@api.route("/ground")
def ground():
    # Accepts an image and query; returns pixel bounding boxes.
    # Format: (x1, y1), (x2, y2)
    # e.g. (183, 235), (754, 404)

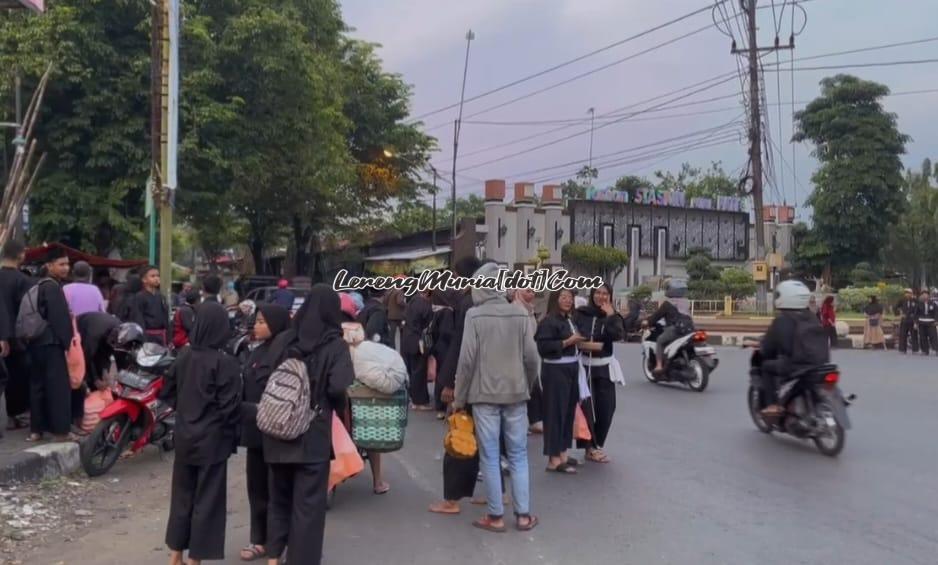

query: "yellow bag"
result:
(444, 411), (477, 459)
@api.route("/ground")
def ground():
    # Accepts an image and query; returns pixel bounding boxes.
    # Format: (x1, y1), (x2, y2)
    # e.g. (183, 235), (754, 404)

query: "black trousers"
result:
(443, 453), (479, 501)
(898, 318), (919, 353)
(246, 448), (269, 546)
(582, 374), (616, 449)
(540, 362), (578, 457)
(826, 326), (838, 348)
(4, 350), (31, 418)
(527, 382), (543, 425)
(267, 461), (329, 565)
(404, 352), (430, 406)
(919, 323), (938, 355)
(166, 458), (228, 561)
(28, 345), (71, 435)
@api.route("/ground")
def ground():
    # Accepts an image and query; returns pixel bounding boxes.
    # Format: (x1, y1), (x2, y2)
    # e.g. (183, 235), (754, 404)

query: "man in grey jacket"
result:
(453, 262), (540, 532)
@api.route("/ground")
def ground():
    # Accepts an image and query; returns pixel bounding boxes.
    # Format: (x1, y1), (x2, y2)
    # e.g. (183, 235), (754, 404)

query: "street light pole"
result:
(587, 107), (595, 171)
(431, 167), (438, 251)
(451, 29), (474, 259)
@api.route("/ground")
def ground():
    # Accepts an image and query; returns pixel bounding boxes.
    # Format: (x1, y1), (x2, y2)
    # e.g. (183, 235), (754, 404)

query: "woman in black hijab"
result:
(238, 303), (290, 562)
(161, 302), (241, 565)
(263, 284), (354, 565)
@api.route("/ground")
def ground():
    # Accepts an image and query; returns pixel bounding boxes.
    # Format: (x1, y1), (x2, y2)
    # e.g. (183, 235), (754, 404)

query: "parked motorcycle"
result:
(641, 324), (718, 391)
(226, 299), (257, 361)
(80, 342), (176, 477)
(746, 348), (853, 457)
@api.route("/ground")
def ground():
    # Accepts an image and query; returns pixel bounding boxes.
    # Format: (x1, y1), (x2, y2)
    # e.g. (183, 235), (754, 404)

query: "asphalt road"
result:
(19, 346), (938, 565)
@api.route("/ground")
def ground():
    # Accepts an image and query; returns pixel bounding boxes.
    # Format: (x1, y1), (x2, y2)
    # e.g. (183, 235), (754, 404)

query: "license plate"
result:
(695, 346), (715, 355)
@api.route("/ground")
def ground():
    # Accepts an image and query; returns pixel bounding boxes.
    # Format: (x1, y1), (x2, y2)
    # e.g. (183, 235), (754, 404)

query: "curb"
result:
(0, 441), (80, 484)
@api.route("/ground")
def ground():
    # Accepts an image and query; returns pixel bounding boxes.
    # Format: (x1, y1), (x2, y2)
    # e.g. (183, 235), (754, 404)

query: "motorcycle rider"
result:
(894, 288), (919, 354)
(758, 280), (829, 418)
(642, 279), (691, 375)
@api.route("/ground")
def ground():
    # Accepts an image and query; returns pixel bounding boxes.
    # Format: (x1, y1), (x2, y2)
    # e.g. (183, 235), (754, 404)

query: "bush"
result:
(689, 279), (725, 300)
(562, 244), (629, 279)
(686, 253), (718, 282)
(849, 262), (879, 286)
(836, 284), (904, 312)
(630, 284), (652, 301)
(720, 268), (756, 299)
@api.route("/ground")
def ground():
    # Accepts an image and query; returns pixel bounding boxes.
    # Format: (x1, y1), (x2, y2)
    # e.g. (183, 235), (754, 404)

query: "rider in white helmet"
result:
(759, 280), (829, 417)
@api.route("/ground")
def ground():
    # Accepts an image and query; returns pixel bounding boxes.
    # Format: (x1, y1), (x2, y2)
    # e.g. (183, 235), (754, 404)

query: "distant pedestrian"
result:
(820, 296), (837, 349)
(223, 280), (240, 307)
(895, 289), (919, 354)
(808, 295), (820, 321)
(385, 279), (407, 351)
(402, 289), (433, 410)
(428, 289), (456, 418)
(453, 262), (540, 533)
(133, 266), (169, 346)
(174, 281), (193, 308)
(162, 302), (241, 565)
(916, 290), (938, 355)
(64, 261), (105, 316)
(201, 275), (222, 304)
(270, 279), (295, 310)
(862, 296), (886, 350)
(357, 289), (393, 348)
(172, 290), (200, 349)
(0, 239), (34, 428)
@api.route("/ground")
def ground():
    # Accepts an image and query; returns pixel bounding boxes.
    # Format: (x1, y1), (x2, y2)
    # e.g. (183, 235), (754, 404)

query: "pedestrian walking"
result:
(452, 262), (540, 533)
(172, 290), (200, 349)
(223, 281), (240, 307)
(916, 290), (938, 355)
(820, 296), (837, 349)
(270, 279), (294, 311)
(174, 281), (193, 309)
(63, 261), (105, 316)
(134, 266), (170, 346)
(108, 275), (141, 322)
(385, 281), (407, 351)
(862, 296), (886, 350)
(161, 302), (241, 565)
(429, 257), (483, 516)
(574, 283), (625, 463)
(428, 289), (456, 418)
(536, 289), (585, 474)
(238, 303), (290, 562)
(808, 295), (820, 320)
(357, 289), (394, 348)
(0, 240), (33, 430)
(508, 288), (542, 434)
(401, 289), (433, 410)
(895, 289), (919, 354)
(26, 247), (78, 443)
(262, 285), (354, 565)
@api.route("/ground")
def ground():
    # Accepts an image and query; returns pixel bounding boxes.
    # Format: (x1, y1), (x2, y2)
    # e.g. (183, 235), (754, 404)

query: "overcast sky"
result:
(342, 0), (936, 214)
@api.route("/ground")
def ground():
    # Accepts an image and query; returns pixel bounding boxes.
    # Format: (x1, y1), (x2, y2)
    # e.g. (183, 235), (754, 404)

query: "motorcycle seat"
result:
(790, 364), (838, 379)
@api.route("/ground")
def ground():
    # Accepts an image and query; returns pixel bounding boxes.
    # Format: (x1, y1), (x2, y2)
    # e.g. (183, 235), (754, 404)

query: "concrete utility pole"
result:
(732, 0), (792, 313)
(451, 29), (474, 261)
(148, 1), (162, 265)
(158, 0), (180, 308)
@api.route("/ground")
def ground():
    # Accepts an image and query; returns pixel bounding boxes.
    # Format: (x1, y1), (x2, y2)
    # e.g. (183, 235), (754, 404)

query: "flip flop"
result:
(546, 462), (577, 474)
(472, 515), (507, 533)
(566, 457), (580, 467)
(240, 545), (266, 561)
(428, 501), (461, 514)
(373, 482), (390, 495)
(586, 450), (610, 464)
(515, 514), (540, 532)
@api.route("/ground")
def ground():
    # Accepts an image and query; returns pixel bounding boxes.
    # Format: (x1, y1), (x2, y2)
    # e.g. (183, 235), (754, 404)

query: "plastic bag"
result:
(67, 317), (85, 390)
(349, 341), (408, 394)
(329, 412), (364, 491)
(80, 389), (115, 433)
(574, 404), (592, 442)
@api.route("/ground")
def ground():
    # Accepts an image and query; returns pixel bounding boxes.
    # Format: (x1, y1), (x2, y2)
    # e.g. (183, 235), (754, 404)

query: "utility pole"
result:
(732, 0), (792, 313)
(158, 0), (180, 308)
(451, 29), (474, 261)
(148, 1), (162, 266)
(431, 167), (438, 251)
(587, 107), (595, 171)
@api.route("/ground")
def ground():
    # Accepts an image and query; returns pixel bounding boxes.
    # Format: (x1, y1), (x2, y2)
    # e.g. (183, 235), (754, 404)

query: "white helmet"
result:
(774, 280), (811, 310)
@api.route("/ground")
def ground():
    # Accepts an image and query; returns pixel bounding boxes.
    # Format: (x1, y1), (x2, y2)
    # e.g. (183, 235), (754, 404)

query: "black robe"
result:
(401, 293), (432, 356)
(134, 290), (169, 332)
(162, 302), (241, 561)
(535, 313), (580, 457)
(357, 298), (393, 348)
(28, 277), (75, 435)
(0, 266), (30, 416)
(77, 312), (120, 388)
(573, 305), (625, 449)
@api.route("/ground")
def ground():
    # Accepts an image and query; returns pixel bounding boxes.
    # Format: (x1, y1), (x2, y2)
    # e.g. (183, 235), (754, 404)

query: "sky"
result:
(341, 0), (937, 216)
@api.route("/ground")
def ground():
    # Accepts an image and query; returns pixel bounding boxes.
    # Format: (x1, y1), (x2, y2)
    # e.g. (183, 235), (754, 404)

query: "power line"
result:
(774, 58), (938, 72)
(410, 1), (727, 122)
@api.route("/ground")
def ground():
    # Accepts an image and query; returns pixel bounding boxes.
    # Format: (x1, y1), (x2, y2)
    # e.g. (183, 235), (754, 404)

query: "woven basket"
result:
(348, 386), (409, 453)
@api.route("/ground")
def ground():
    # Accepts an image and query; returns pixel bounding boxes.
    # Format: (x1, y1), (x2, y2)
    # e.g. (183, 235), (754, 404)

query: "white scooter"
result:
(641, 321), (718, 392)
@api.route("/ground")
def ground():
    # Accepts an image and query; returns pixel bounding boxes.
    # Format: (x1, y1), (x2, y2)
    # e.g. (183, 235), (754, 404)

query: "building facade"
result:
(483, 180), (570, 271)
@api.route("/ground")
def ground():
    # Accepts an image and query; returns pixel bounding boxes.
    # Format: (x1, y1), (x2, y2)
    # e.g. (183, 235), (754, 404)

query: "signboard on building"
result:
(586, 186), (746, 213)
(752, 261), (768, 281)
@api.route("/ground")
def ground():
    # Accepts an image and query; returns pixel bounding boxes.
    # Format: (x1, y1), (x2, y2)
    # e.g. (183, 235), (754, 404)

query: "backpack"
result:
(172, 306), (192, 349)
(256, 357), (317, 441)
(15, 278), (55, 341)
(419, 308), (446, 355)
(790, 314), (830, 367)
(673, 312), (695, 336)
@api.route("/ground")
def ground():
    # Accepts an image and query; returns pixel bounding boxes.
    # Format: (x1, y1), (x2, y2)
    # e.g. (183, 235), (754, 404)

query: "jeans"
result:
(656, 326), (679, 362)
(473, 402), (530, 518)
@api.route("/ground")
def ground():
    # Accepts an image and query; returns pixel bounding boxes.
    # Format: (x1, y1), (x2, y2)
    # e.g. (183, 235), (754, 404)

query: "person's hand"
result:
(441, 387), (455, 404)
(563, 333), (586, 348)
(641, 320), (649, 329)
(94, 379), (108, 391)
(600, 302), (614, 317)
(0, 340), (9, 358)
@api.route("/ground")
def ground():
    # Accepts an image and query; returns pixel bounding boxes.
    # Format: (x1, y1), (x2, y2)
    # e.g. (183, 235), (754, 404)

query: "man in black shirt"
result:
(0, 240), (33, 430)
(201, 274), (222, 304)
(894, 288), (919, 354)
(133, 265), (170, 345)
(916, 290), (938, 355)
(27, 247), (76, 441)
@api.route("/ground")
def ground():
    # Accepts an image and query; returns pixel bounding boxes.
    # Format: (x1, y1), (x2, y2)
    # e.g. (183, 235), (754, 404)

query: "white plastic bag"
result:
(350, 341), (408, 394)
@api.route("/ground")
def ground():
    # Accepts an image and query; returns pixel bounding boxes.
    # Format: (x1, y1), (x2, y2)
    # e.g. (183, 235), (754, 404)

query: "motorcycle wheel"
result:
(748, 386), (772, 434)
(80, 414), (133, 477)
(686, 359), (709, 392)
(642, 350), (658, 383)
(813, 403), (846, 457)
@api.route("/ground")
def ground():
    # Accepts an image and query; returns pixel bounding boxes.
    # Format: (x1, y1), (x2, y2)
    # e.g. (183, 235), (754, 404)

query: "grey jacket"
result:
(454, 265), (540, 407)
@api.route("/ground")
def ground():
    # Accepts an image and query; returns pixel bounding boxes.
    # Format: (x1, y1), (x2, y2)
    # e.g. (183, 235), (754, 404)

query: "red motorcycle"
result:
(80, 342), (176, 477)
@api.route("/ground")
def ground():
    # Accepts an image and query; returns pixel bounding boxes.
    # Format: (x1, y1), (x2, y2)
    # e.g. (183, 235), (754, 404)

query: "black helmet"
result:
(664, 278), (688, 299)
(107, 322), (144, 352)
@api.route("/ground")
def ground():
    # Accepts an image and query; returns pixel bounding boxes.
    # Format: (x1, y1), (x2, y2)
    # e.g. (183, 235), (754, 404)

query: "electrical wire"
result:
(410, 1), (729, 122)
(775, 58), (938, 72)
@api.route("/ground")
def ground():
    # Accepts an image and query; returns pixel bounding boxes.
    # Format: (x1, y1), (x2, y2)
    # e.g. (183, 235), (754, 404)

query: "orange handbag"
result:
(66, 317), (85, 390)
(329, 412), (365, 491)
(444, 410), (477, 459)
(574, 404), (592, 442)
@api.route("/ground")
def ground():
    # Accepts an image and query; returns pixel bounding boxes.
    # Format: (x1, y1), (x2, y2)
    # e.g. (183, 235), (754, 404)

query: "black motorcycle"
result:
(747, 348), (853, 457)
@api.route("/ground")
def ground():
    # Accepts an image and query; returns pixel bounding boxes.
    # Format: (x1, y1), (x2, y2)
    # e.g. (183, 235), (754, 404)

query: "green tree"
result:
(613, 175), (652, 193)
(1, 1), (152, 254)
(883, 160), (938, 287)
(720, 267), (756, 299)
(848, 262), (879, 286)
(794, 75), (909, 277)
(684, 161), (739, 199)
(788, 222), (830, 283)
(686, 249), (723, 299)
(560, 164), (597, 203)
(382, 194), (484, 238)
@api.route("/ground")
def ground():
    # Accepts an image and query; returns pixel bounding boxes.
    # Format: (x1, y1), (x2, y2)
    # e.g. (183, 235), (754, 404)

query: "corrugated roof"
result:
(364, 247), (451, 262)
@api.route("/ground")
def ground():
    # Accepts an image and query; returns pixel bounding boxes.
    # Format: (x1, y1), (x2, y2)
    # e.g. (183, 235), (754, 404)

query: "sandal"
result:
(586, 449), (610, 463)
(472, 514), (506, 533)
(25, 433), (43, 442)
(566, 457), (580, 467)
(515, 513), (539, 532)
(545, 462), (577, 474)
(240, 544), (266, 561)
(428, 501), (461, 515)
(373, 482), (390, 495)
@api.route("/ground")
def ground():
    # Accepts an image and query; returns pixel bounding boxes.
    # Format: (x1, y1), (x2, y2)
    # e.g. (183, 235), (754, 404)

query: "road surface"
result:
(14, 346), (938, 565)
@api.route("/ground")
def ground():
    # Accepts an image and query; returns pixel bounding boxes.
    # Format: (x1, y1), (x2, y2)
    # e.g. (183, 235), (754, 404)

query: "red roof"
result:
(25, 243), (148, 269)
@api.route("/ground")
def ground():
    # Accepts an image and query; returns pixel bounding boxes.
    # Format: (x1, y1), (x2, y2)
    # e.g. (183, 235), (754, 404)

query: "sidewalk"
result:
(0, 422), (81, 484)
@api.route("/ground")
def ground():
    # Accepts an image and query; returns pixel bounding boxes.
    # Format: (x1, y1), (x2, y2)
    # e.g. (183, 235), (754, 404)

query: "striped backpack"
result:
(256, 358), (317, 441)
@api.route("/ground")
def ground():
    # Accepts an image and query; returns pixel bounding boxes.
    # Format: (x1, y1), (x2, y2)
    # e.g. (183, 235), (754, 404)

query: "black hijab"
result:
(190, 302), (231, 350)
(578, 283), (614, 317)
(295, 284), (344, 354)
(257, 303), (290, 340)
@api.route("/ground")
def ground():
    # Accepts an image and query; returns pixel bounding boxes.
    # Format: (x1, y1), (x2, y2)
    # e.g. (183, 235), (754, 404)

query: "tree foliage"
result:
(381, 194), (484, 238)
(883, 160), (938, 288)
(794, 75), (909, 276)
(650, 161), (738, 199)
(561, 243), (628, 281)
(720, 267), (756, 299)
(788, 222), (830, 281)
